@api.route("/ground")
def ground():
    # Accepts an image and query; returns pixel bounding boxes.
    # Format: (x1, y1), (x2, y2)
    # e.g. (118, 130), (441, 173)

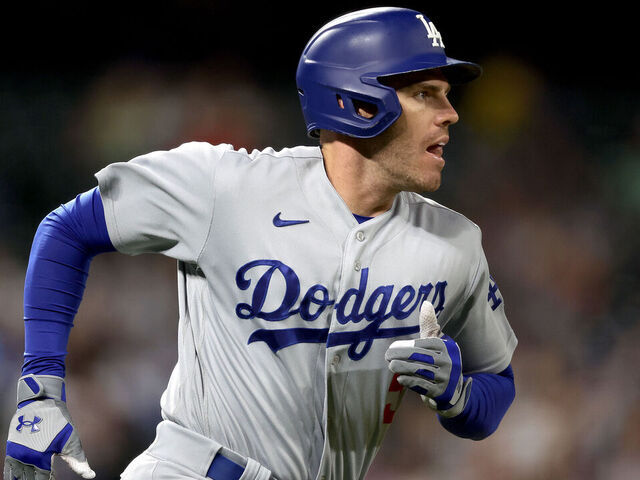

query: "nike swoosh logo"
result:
(273, 212), (310, 227)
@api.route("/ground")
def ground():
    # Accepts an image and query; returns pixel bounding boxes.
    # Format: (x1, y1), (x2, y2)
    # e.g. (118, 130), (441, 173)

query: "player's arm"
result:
(387, 229), (517, 440)
(437, 364), (515, 440)
(5, 187), (114, 479)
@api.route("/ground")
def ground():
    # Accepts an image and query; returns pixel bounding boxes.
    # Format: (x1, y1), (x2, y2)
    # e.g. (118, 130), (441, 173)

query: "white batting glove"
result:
(4, 375), (95, 480)
(385, 302), (472, 417)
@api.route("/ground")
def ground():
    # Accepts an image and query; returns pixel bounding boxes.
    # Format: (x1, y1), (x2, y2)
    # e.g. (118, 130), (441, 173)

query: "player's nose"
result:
(437, 98), (459, 127)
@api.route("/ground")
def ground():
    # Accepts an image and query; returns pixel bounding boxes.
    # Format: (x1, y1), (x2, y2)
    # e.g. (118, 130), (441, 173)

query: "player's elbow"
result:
(479, 383), (516, 439)
(440, 410), (506, 441)
(470, 380), (516, 441)
(465, 418), (502, 441)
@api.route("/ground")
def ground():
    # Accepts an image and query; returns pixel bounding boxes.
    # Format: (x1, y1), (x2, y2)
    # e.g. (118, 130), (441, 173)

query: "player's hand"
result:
(385, 335), (471, 415)
(385, 302), (471, 417)
(4, 375), (95, 480)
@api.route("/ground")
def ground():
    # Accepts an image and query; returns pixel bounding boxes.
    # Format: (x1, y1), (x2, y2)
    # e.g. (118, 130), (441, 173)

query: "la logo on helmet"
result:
(416, 14), (445, 48)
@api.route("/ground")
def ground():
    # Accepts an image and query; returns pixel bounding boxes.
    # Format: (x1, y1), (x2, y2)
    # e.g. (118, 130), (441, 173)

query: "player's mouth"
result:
(426, 137), (448, 160)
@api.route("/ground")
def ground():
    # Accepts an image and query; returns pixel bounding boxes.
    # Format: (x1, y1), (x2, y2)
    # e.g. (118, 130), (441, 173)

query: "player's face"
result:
(369, 70), (459, 193)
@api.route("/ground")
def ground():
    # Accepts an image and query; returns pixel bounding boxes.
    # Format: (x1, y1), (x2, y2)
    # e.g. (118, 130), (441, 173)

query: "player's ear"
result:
(336, 94), (377, 119)
(353, 99), (377, 119)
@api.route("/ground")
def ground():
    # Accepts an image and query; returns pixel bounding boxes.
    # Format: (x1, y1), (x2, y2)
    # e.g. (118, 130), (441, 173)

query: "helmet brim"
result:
(439, 58), (482, 85)
(377, 57), (482, 87)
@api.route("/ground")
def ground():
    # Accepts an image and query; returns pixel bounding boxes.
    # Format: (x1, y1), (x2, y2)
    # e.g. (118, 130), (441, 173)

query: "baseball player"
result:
(5, 7), (517, 480)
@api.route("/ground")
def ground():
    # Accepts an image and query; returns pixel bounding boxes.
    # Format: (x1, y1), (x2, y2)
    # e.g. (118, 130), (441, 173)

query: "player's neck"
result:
(320, 139), (398, 217)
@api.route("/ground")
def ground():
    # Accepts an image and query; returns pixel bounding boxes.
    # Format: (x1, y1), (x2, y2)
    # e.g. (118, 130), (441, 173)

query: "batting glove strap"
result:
(17, 374), (66, 405)
(425, 377), (473, 418)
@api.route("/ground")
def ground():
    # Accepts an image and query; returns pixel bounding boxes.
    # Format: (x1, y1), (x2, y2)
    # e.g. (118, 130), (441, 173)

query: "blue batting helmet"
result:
(296, 7), (482, 138)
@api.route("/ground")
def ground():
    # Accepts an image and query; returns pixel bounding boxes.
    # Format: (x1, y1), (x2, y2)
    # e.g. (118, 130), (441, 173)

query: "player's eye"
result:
(416, 88), (440, 99)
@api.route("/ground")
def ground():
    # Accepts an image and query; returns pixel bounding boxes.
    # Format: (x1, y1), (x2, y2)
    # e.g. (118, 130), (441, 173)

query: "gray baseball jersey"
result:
(95, 141), (517, 480)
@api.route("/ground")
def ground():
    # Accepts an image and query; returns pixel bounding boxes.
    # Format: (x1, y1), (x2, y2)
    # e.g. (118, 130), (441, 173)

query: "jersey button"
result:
(354, 261), (361, 271)
(331, 354), (341, 366)
(356, 231), (365, 242)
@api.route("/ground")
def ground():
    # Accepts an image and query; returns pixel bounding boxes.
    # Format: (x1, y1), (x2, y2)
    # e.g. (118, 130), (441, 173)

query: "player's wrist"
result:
(425, 377), (473, 418)
(17, 374), (66, 406)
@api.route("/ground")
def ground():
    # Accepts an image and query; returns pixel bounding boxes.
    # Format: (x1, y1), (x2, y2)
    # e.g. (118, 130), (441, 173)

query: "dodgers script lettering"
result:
(235, 259), (448, 360)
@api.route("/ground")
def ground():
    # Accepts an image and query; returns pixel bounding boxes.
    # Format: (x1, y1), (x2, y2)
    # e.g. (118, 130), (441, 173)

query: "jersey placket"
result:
(321, 212), (391, 478)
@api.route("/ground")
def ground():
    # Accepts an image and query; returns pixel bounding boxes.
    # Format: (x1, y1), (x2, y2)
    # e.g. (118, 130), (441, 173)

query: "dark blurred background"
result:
(1, 1), (638, 479)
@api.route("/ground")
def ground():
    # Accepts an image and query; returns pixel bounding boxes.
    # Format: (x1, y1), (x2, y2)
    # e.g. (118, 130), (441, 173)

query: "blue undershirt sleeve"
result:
(22, 187), (115, 378)
(438, 364), (515, 440)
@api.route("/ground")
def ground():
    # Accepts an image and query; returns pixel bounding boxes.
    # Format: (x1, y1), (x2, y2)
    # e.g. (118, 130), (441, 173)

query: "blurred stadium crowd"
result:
(1, 8), (639, 479)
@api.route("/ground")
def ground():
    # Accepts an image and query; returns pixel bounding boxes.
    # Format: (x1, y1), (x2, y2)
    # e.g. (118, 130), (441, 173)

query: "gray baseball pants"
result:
(120, 420), (275, 480)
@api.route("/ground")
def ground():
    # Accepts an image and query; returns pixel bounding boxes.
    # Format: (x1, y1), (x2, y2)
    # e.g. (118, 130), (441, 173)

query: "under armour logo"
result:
(16, 415), (42, 433)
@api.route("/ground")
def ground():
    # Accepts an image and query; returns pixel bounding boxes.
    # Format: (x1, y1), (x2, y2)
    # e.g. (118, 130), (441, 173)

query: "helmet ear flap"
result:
(302, 79), (402, 139)
(308, 94), (386, 139)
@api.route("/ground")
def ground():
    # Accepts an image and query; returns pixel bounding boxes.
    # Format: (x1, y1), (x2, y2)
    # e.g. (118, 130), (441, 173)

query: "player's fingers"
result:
(385, 343), (437, 361)
(59, 456), (94, 479)
(386, 346), (436, 366)
(387, 359), (437, 379)
(395, 374), (437, 397)
(28, 467), (46, 480)
(413, 337), (447, 354)
(418, 301), (440, 338)
(386, 338), (447, 360)
(32, 463), (54, 480)
(4, 457), (25, 480)
(22, 463), (38, 480)
(59, 430), (95, 479)
(10, 462), (31, 480)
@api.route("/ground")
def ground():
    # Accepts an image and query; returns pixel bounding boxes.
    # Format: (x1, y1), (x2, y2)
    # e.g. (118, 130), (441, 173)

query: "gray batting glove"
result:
(4, 374), (95, 480)
(385, 335), (472, 417)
